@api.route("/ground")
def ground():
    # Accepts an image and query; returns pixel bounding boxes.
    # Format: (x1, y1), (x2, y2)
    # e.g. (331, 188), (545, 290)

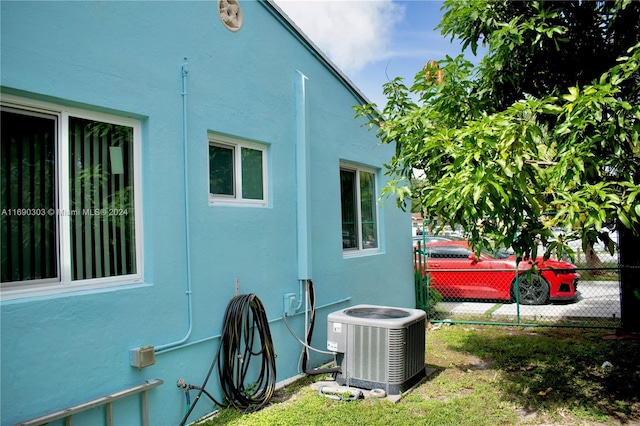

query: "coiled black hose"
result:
(218, 293), (276, 411)
(178, 293), (276, 426)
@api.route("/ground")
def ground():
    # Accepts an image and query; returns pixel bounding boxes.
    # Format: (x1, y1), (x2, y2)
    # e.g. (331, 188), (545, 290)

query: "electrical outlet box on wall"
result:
(130, 345), (156, 368)
(284, 293), (296, 316)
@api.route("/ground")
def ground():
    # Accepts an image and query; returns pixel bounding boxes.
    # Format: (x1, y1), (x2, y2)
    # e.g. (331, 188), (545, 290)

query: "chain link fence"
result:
(414, 240), (622, 329)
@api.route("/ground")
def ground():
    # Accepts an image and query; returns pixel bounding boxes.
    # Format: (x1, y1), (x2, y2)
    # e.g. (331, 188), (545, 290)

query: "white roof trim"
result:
(260, 0), (376, 108)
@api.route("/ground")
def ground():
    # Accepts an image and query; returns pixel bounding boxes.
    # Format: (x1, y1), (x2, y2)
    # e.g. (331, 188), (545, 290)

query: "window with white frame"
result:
(1, 97), (142, 295)
(340, 164), (379, 253)
(208, 133), (267, 205)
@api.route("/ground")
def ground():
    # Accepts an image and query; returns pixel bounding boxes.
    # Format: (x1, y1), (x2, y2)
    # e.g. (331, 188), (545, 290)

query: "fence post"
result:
(414, 241), (429, 317)
(515, 263), (520, 324)
(619, 224), (640, 332)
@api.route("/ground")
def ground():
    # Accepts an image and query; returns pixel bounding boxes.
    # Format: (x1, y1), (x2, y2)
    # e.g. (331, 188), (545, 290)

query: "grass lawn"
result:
(202, 324), (639, 426)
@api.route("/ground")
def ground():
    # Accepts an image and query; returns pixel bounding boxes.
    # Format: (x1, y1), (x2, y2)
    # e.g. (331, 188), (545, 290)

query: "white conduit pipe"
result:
(155, 60), (194, 353)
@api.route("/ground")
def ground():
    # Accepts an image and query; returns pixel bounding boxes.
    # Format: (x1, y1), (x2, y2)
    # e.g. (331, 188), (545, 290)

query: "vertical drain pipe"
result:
(295, 70), (312, 362)
(295, 69), (312, 283)
(155, 60), (193, 353)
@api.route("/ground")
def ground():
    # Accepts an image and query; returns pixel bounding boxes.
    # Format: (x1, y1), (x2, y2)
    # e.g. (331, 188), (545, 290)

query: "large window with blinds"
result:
(1, 99), (142, 295)
(340, 164), (379, 253)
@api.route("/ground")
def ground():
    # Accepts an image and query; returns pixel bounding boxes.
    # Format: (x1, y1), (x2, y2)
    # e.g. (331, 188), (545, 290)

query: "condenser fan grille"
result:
(344, 307), (410, 319)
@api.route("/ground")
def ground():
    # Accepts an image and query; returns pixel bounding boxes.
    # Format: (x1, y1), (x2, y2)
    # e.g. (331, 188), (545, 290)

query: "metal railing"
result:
(14, 379), (163, 426)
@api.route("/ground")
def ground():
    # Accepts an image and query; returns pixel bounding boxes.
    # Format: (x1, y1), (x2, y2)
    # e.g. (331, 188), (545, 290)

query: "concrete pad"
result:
(310, 367), (438, 403)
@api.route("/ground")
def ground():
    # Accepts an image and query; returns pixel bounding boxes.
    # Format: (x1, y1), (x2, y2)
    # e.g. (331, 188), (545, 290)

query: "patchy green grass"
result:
(201, 325), (639, 426)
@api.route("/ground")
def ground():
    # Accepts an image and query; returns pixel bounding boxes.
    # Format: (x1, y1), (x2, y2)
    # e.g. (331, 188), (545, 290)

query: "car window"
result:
(426, 246), (472, 259)
(481, 246), (513, 259)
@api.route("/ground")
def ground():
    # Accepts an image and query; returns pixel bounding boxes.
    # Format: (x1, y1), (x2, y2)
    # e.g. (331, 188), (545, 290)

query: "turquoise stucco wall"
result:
(0, 1), (414, 424)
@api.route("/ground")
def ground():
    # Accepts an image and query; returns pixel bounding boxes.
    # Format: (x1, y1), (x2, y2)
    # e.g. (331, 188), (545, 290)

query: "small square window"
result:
(208, 134), (267, 205)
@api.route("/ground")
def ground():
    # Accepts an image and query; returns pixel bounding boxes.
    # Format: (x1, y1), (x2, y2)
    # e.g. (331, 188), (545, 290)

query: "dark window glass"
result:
(69, 118), (136, 280)
(209, 144), (234, 196)
(359, 170), (377, 249)
(340, 169), (357, 249)
(241, 147), (263, 200)
(1, 109), (58, 283)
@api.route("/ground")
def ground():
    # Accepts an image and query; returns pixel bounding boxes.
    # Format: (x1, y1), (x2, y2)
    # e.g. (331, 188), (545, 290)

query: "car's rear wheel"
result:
(511, 274), (550, 305)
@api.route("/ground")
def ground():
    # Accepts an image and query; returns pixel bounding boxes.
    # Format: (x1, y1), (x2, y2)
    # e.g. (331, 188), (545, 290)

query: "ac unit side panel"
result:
(327, 318), (347, 352)
(347, 324), (388, 384)
(405, 317), (426, 381)
(387, 327), (404, 384)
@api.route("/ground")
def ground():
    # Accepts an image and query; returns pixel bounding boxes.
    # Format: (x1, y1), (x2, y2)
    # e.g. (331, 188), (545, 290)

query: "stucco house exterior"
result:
(0, 1), (414, 424)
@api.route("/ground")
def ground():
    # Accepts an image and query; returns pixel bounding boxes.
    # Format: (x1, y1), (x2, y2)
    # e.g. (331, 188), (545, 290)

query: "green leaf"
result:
(541, 104), (562, 114)
(619, 211), (632, 229)
(563, 86), (579, 102)
(473, 185), (483, 204)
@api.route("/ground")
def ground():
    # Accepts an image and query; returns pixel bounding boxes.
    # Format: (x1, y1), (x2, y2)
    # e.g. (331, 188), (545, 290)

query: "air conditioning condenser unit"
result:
(327, 304), (426, 395)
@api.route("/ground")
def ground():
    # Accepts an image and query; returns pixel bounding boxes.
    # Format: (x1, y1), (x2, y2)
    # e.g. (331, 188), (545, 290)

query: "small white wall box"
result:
(327, 304), (426, 395)
(130, 345), (156, 368)
(284, 293), (297, 316)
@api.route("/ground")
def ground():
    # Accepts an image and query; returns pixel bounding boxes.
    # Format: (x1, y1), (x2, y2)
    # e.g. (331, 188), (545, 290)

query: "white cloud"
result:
(273, 0), (405, 76)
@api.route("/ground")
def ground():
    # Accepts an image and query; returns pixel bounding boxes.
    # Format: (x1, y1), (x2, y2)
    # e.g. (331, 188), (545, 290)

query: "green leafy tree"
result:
(356, 0), (640, 330)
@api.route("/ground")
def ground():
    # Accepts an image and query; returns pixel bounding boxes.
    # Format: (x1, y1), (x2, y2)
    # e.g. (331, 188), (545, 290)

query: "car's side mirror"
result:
(468, 253), (481, 263)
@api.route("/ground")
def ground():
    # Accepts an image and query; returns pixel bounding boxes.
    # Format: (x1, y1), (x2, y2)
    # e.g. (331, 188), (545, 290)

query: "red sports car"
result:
(415, 241), (579, 305)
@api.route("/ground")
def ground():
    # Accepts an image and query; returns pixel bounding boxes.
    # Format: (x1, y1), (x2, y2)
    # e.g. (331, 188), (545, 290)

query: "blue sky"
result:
(273, 0), (482, 107)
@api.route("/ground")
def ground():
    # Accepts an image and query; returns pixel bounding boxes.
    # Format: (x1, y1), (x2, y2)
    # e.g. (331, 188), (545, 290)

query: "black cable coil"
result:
(178, 293), (276, 425)
(218, 293), (276, 411)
